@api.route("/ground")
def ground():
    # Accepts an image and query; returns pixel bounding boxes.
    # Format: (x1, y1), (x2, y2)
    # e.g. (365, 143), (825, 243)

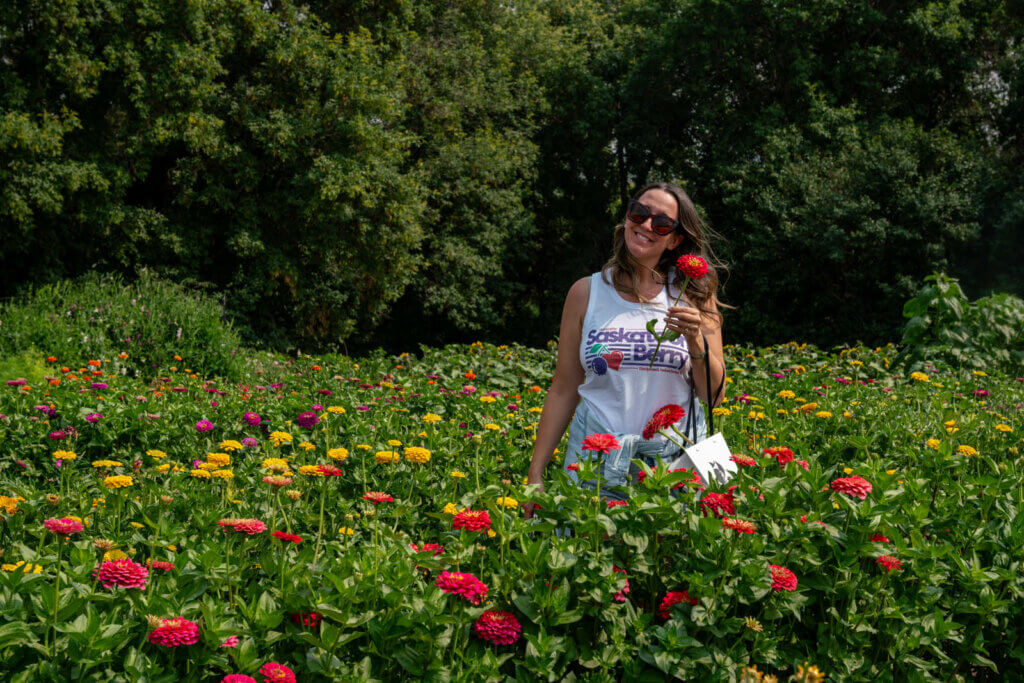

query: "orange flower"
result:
(88, 360), (101, 367)
(60, 367), (70, 373)
(118, 353), (129, 359)
(312, 365), (321, 371)
(49, 379), (61, 386)
(173, 355), (182, 361)
(46, 356), (58, 362)
(464, 370), (476, 380)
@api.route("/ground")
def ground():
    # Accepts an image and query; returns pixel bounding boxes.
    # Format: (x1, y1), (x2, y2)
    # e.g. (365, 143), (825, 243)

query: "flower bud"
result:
(93, 538), (118, 551)
(160, 495), (174, 505)
(45, 494), (61, 505)
(286, 489), (302, 500)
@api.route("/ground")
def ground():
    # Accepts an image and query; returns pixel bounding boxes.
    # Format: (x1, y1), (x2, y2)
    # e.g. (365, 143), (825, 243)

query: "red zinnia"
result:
(642, 404), (685, 440)
(566, 463), (579, 471)
(581, 433), (621, 454)
(290, 611), (322, 628)
(871, 533), (890, 543)
(148, 617), (200, 647)
(409, 542), (445, 556)
(435, 571), (489, 604)
(875, 555), (903, 572)
(607, 500), (628, 508)
(473, 610), (522, 645)
(769, 564), (797, 591)
(699, 491), (735, 518)
(730, 453), (757, 466)
(43, 517), (84, 535)
(363, 491), (394, 505)
(317, 464), (343, 476)
(720, 517), (757, 534)
(675, 254), (709, 280)
(670, 468), (704, 491)
(93, 558), (149, 589)
(452, 509), (491, 532)
(147, 559), (176, 571)
(612, 566), (630, 602)
(258, 662), (296, 683)
(271, 530), (303, 544)
(659, 590), (698, 619)
(762, 446), (795, 465)
(831, 475), (872, 500)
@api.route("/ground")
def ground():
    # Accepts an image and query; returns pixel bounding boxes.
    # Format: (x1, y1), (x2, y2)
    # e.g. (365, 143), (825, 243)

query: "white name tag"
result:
(669, 433), (736, 487)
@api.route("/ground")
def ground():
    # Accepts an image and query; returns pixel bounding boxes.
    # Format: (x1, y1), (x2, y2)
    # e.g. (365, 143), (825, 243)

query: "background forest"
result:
(2, 0), (1022, 352)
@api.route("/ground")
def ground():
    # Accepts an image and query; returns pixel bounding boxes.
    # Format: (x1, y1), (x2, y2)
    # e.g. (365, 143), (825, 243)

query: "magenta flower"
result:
(296, 412), (319, 429)
(243, 412), (262, 426)
(196, 420), (214, 432)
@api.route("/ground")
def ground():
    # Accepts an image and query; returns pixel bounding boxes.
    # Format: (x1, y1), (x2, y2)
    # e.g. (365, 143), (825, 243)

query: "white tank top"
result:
(577, 269), (697, 437)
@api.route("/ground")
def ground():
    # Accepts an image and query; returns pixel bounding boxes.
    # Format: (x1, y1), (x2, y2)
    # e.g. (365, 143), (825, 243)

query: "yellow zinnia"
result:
(53, 450), (77, 461)
(103, 475), (133, 489)
(219, 440), (244, 452)
(328, 448), (349, 462)
(207, 452), (231, 467)
(189, 469), (211, 479)
(422, 413), (442, 423)
(404, 447), (431, 464)
(375, 450), (399, 464)
(146, 449), (167, 459)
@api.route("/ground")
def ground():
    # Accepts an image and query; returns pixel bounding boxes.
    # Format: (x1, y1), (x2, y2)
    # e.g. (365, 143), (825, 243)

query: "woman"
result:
(525, 182), (727, 510)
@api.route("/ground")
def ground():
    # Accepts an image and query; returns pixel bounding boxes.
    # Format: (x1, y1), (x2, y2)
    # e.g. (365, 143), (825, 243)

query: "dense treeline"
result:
(2, 0), (1022, 352)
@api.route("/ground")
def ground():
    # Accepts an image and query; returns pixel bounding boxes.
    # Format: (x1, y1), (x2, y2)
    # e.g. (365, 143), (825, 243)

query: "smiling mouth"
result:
(633, 229), (654, 244)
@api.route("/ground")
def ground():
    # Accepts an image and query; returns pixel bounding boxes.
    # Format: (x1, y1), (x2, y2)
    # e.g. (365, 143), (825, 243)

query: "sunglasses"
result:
(626, 199), (681, 236)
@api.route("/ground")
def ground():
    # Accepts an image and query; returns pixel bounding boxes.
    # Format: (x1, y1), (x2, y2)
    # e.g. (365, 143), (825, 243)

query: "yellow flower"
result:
(299, 465), (324, 476)
(422, 413), (443, 423)
(206, 452), (231, 467)
(484, 423), (500, 431)
(973, 370), (988, 377)
(450, 470), (467, 479)
(67, 515), (89, 527)
(166, 545), (177, 552)
(327, 406), (346, 414)
(443, 503), (464, 515)
(262, 458), (289, 473)
(328, 448), (349, 462)
(849, 360), (863, 367)
(146, 449), (167, 459)
(910, 372), (930, 382)
(496, 497), (519, 509)
(375, 450), (399, 464)
(91, 460), (123, 468)
(815, 411), (832, 419)
(189, 469), (211, 479)
(356, 444), (372, 451)
(957, 445), (978, 457)
(156, 463), (171, 472)
(487, 530), (497, 538)
(198, 462), (219, 471)
(211, 469), (234, 480)
(794, 397), (806, 403)
(404, 446), (431, 464)
(103, 475), (134, 489)
(479, 396), (497, 404)
(527, 407), (543, 414)
(843, 467), (853, 475)
(843, 411), (853, 419)
(712, 407), (732, 417)
(794, 662), (826, 683)
(387, 439), (403, 447)
(744, 616), (763, 633)
(2, 561), (42, 574)
(53, 450), (77, 461)
(338, 526), (355, 536)
(886, 469), (897, 475)
(219, 440), (244, 451)
(926, 438), (941, 449)
(269, 431), (293, 446)
(777, 390), (795, 399)
(777, 409), (788, 415)
(798, 402), (819, 413)
(995, 424), (1013, 433)
(129, 522), (145, 530)
(747, 411), (766, 420)
(0, 496), (21, 515)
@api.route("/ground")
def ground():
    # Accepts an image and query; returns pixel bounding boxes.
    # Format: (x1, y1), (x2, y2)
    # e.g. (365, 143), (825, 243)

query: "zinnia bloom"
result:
(222, 675), (254, 683)
(218, 518), (267, 535)
(148, 617), (200, 647)
(258, 662), (296, 683)
(473, 610), (522, 645)
(676, 254), (708, 280)
(871, 533), (890, 543)
(612, 566), (630, 602)
(409, 542), (445, 556)
(435, 571), (489, 604)
(290, 611), (322, 628)
(271, 530), (302, 544)
(243, 412), (262, 426)
(831, 475), (872, 500)
(730, 453), (757, 466)
(763, 446), (795, 465)
(43, 518), (84, 535)
(363, 491), (394, 505)
(720, 517), (757, 534)
(452, 510), (491, 532)
(580, 433), (621, 454)
(296, 412), (319, 429)
(875, 555), (903, 572)
(769, 564), (798, 591)
(404, 446), (431, 463)
(220, 636), (240, 648)
(642, 404), (685, 440)
(317, 464), (343, 476)
(659, 590), (698, 619)
(699, 491), (735, 518)
(195, 420), (214, 432)
(94, 558), (149, 589)
(147, 559), (175, 571)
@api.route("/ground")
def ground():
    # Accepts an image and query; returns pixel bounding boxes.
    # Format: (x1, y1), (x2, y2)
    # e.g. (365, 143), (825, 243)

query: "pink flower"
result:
(148, 617), (200, 647)
(296, 412), (319, 429)
(94, 559), (149, 589)
(831, 475), (872, 500)
(409, 542), (445, 556)
(473, 610), (522, 645)
(581, 433), (621, 454)
(243, 412), (262, 426)
(435, 571), (489, 604)
(612, 566), (630, 602)
(730, 453), (757, 466)
(258, 662), (296, 683)
(794, 459), (809, 471)
(217, 518), (267, 535)
(147, 559), (176, 571)
(362, 491), (394, 505)
(43, 518), (84, 535)
(222, 675), (255, 683)
(659, 590), (698, 619)
(220, 635), (240, 648)
(452, 510), (491, 532)
(875, 555), (903, 572)
(195, 420), (214, 432)
(769, 564), (798, 591)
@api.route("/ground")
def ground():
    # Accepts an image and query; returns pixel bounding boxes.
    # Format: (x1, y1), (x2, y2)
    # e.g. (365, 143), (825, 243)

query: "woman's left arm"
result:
(665, 299), (726, 406)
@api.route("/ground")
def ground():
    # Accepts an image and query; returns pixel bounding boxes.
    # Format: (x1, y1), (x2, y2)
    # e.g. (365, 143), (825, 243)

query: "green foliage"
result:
(896, 272), (1024, 373)
(0, 272), (244, 381)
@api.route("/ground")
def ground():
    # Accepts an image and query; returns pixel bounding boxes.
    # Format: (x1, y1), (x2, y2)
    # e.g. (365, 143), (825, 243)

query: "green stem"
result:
(313, 486), (326, 568)
(51, 537), (64, 657)
(648, 276), (691, 367)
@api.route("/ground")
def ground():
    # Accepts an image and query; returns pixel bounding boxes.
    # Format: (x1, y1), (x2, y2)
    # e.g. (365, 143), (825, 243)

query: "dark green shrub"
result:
(0, 271), (244, 381)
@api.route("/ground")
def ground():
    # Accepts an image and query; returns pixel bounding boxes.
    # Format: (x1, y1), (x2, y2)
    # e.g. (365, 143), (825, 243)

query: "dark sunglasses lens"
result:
(651, 216), (677, 234)
(626, 201), (650, 224)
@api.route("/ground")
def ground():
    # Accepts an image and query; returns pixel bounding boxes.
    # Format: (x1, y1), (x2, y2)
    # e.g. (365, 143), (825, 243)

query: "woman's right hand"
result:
(522, 478), (544, 519)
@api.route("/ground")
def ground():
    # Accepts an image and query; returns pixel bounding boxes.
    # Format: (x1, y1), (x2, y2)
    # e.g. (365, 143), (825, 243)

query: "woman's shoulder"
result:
(565, 276), (592, 308)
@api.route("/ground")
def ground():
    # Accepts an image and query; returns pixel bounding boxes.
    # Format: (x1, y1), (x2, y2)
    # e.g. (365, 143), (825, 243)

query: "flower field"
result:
(0, 341), (1022, 681)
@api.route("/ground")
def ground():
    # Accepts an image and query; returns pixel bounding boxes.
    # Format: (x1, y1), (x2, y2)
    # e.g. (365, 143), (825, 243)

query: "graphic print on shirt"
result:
(584, 327), (689, 375)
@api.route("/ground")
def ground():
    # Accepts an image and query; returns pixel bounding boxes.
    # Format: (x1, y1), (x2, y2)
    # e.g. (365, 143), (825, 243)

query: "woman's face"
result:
(624, 189), (684, 265)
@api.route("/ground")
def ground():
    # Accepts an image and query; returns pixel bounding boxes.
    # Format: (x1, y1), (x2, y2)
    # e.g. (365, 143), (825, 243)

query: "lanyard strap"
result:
(688, 334), (726, 437)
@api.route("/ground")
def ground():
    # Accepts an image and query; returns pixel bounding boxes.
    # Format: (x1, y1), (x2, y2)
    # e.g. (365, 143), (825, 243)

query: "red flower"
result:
(875, 555), (903, 572)
(148, 617), (200, 647)
(566, 463), (579, 471)
(675, 254), (709, 280)
(218, 518), (267, 535)
(642, 404), (685, 440)
(720, 517), (757, 534)
(699, 491), (735, 518)
(659, 590), (698, 619)
(581, 433), (621, 454)
(612, 566), (630, 602)
(435, 571), (489, 604)
(317, 464), (343, 476)
(769, 564), (797, 591)
(473, 610), (522, 645)
(147, 559), (176, 571)
(730, 453), (757, 466)
(831, 476), (872, 500)
(290, 611), (322, 628)
(607, 500), (628, 508)
(452, 510), (491, 532)
(43, 517), (84, 535)
(93, 558), (149, 590)
(762, 446), (794, 465)
(800, 514), (826, 527)
(222, 675), (255, 683)
(871, 533), (890, 543)
(409, 542), (445, 556)
(363, 491), (394, 505)
(271, 530), (303, 544)
(670, 468), (704, 491)
(258, 662), (296, 683)
(794, 459), (809, 471)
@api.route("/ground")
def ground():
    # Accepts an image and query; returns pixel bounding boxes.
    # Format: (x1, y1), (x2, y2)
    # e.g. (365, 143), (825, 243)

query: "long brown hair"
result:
(602, 182), (730, 325)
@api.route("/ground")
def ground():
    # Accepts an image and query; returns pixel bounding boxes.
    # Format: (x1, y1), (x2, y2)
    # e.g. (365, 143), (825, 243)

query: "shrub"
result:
(0, 271), (244, 381)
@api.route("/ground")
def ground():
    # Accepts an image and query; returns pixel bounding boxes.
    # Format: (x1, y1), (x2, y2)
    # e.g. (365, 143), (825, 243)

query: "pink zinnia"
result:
(220, 635), (240, 648)
(94, 558), (149, 589)
(699, 491), (735, 518)
(473, 610), (522, 645)
(730, 453), (757, 466)
(196, 420), (214, 432)
(876, 555), (903, 572)
(222, 675), (254, 683)
(581, 433), (621, 454)
(720, 517), (757, 534)
(363, 491), (394, 505)
(296, 412), (319, 429)
(148, 617), (200, 647)
(659, 590), (698, 619)
(218, 518), (267, 535)
(831, 475), (872, 500)
(435, 571), (489, 604)
(317, 464), (343, 476)
(676, 254), (708, 280)
(43, 517), (84, 535)
(612, 566), (630, 602)
(243, 412), (262, 426)
(147, 559), (176, 572)
(452, 510), (491, 532)
(769, 564), (798, 591)
(258, 662), (296, 683)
